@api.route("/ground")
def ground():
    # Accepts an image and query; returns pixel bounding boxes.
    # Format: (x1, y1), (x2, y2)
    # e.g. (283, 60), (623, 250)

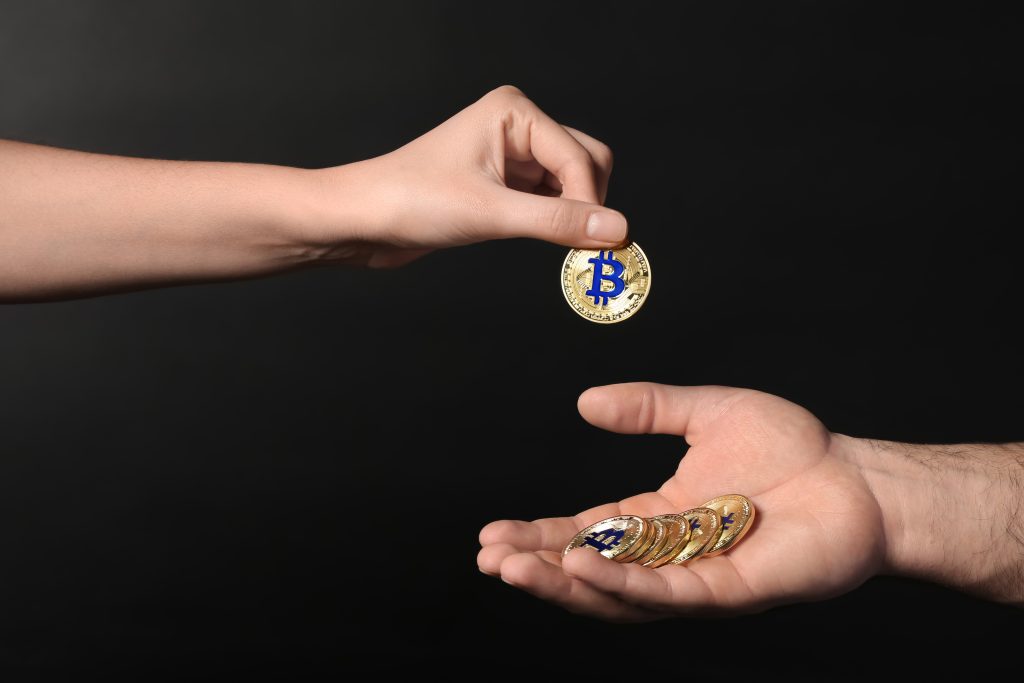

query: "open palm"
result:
(477, 383), (886, 621)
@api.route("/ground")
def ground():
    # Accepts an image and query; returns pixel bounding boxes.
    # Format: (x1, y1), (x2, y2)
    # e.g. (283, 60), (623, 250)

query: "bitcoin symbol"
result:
(585, 251), (626, 306)
(690, 519), (701, 531)
(582, 528), (624, 552)
(721, 512), (736, 530)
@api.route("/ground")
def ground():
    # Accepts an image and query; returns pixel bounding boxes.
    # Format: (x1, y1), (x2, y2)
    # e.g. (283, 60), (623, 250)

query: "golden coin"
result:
(563, 515), (646, 561)
(561, 242), (651, 324)
(615, 518), (658, 563)
(633, 518), (671, 565)
(668, 508), (723, 566)
(644, 514), (691, 568)
(701, 494), (756, 557)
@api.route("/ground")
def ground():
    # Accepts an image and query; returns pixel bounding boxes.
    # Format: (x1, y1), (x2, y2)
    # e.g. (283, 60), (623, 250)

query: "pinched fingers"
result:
(491, 87), (601, 206)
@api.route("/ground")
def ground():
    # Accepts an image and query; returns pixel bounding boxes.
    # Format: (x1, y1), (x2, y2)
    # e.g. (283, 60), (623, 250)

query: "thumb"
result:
(577, 383), (749, 443)
(487, 187), (629, 248)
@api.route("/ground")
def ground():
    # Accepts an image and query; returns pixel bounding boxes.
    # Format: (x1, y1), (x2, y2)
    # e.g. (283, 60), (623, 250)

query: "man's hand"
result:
(477, 383), (1024, 620)
(308, 85), (625, 268)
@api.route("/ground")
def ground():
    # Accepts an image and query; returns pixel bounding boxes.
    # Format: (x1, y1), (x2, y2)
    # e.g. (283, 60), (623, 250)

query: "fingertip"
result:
(477, 543), (517, 576)
(561, 547), (611, 578)
(499, 552), (540, 586)
(560, 548), (585, 577)
(576, 382), (678, 435)
(576, 383), (637, 425)
(576, 385), (607, 419)
(576, 389), (592, 416)
(583, 210), (628, 245)
(478, 519), (515, 546)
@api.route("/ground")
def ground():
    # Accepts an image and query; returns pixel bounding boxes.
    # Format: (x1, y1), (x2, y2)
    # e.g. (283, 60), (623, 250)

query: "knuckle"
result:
(541, 201), (582, 240)
(562, 152), (597, 184)
(571, 147), (596, 170)
(486, 84), (526, 105)
(636, 385), (658, 434)
(594, 141), (614, 169)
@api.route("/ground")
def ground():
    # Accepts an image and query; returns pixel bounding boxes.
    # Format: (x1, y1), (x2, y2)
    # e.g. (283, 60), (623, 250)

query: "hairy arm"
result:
(841, 436), (1024, 605)
(478, 383), (1024, 618)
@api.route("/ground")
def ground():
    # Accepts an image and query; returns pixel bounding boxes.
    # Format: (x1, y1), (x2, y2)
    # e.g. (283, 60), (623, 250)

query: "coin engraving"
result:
(561, 242), (651, 323)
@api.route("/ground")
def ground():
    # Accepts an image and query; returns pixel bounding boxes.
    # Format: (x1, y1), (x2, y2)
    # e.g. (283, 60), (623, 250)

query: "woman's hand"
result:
(0, 85), (622, 300)
(307, 85), (627, 267)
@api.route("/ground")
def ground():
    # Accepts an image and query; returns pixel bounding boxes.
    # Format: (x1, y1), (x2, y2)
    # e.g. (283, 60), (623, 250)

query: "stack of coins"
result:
(561, 495), (755, 568)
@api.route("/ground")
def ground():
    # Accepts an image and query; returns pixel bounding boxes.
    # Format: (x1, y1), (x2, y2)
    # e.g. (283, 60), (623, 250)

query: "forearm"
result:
(838, 434), (1024, 604)
(0, 140), (349, 301)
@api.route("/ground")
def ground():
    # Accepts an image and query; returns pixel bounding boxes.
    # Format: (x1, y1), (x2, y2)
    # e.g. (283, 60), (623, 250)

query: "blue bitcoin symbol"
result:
(583, 528), (624, 552)
(721, 512), (736, 530)
(690, 519), (701, 531)
(586, 251), (626, 306)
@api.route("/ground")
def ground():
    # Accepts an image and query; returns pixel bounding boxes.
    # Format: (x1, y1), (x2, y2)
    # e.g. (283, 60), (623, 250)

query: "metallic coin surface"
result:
(669, 508), (723, 566)
(561, 242), (651, 324)
(615, 518), (658, 563)
(563, 516), (647, 561)
(701, 494), (756, 557)
(644, 514), (691, 568)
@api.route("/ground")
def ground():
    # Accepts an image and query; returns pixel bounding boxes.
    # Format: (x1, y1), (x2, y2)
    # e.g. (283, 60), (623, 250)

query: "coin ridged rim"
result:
(560, 242), (651, 324)
(644, 514), (691, 568)
(615, 519), (658, 563)
(701, 494), (756, 557)
(634, 518), (671, 565)
(563, 515), (647, 561)
(669, 508), (723, 566)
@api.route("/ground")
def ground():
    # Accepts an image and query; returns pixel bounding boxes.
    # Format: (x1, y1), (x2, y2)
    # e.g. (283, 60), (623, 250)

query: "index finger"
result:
(502, 95), (601, 204)
(563, 126), (613, 204)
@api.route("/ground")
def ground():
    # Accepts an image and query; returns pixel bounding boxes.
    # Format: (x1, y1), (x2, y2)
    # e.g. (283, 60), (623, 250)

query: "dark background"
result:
(1, 1), (1021, 678)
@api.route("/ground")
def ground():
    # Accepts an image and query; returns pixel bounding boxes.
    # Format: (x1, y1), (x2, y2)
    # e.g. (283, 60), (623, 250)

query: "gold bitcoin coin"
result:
(563, 516), (647, 561)
(668, 508), (723, 566)
(561, 242), (651, 324)
(615, 518), (658, 563)
(701, 494), (756, 557)
(644, 514), (691, 568)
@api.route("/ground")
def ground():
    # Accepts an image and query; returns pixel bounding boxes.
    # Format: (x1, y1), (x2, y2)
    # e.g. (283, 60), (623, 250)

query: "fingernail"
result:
(586, 211), (628, 243)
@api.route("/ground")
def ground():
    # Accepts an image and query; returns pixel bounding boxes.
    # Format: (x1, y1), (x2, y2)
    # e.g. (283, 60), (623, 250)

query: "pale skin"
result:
(4, 86), (1021, 617)
(478, 383), (1024, 619)
(0, 85), (625, 301)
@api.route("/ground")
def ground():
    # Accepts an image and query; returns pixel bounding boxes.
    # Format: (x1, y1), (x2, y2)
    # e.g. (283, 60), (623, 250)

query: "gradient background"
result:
(1, 1), (1021, 677)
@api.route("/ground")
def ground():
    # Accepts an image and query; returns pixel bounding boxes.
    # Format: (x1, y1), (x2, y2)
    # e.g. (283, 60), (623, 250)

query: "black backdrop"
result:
(1, 1), (1021, 678)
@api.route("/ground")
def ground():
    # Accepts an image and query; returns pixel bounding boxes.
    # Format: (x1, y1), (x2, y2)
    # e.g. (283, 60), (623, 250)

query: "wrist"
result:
(204, 162), (344, 270)
(836, 434), (1024, 604)
(284, 159), (391, 267)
